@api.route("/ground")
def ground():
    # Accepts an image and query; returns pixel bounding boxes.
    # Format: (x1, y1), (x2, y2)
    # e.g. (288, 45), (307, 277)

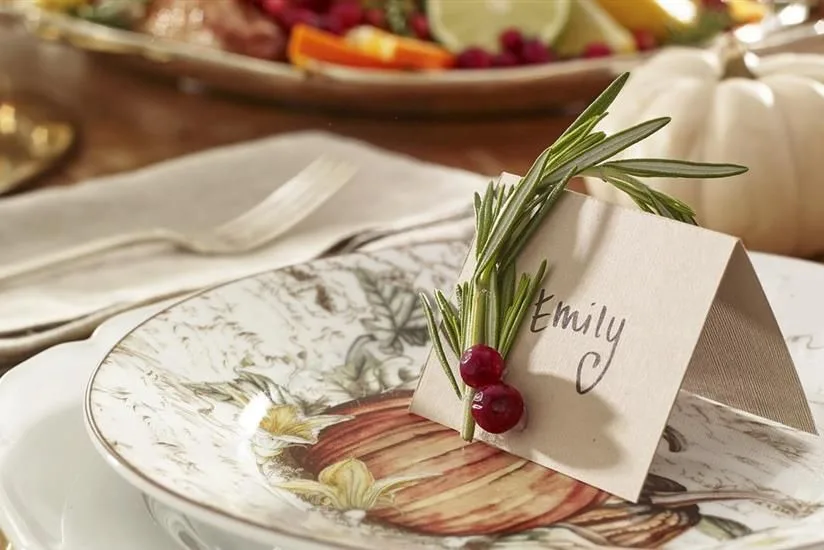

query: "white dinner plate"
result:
(83, 242), (824, 550)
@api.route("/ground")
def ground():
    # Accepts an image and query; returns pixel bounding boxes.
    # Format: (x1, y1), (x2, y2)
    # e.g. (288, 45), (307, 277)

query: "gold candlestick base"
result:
(0, 91), (77, 196)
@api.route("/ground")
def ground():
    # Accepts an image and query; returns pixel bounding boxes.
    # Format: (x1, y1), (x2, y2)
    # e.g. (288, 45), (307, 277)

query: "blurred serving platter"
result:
(2, 0), (823, 116)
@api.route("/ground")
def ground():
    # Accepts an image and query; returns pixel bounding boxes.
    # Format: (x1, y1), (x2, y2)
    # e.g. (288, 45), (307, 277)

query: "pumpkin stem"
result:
(719, 33), (757, 79)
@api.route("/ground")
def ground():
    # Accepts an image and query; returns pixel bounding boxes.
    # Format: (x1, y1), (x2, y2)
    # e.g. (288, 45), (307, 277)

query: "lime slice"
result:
(553, 0), (637, 58)
(426, 0), (572, 54)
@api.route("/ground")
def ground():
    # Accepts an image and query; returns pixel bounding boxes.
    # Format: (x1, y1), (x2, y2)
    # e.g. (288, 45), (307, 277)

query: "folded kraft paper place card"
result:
(410, 172), (816, 504)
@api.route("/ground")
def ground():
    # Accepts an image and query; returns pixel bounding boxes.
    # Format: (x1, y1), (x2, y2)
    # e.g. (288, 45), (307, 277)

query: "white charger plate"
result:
(0, 298), (275, 550)
(82, 242), (824, 550)
(0, 302), (180, 550)
(2, 243), (824, 550)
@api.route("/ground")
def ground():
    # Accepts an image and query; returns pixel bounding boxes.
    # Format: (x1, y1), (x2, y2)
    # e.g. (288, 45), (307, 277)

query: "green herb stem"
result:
(460, 389), (477, 441)
(420, 293), (461, 400)
(485, 268), (500, 350)
(501, 261), (547, 358)
(470, 286), (487, 347)
(435, 290), (461, 357)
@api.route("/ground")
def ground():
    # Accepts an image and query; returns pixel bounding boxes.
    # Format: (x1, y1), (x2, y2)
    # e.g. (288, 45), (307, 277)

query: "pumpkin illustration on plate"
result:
(188, 368), (804, 548)
(285, 390), (742, 547)
(290, 390), (609, 536)
(176, 262), (819, 549)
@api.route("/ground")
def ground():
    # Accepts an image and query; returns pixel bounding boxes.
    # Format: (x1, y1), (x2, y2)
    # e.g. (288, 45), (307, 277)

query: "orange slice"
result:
(345, 26), (455, 70)
(288, 24), (455, 71)
(288, 24), (400, 70)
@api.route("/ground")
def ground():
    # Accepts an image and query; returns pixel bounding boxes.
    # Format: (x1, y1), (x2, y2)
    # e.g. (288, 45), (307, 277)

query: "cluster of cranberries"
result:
(250, 0), (430, 38)
(455, 29), (554, 69)
(459, 344), (524, 434)
(455, 27), (659, 70)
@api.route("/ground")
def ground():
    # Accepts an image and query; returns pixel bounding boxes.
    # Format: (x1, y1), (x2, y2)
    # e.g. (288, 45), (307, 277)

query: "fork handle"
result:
(0, 229), (182, 286)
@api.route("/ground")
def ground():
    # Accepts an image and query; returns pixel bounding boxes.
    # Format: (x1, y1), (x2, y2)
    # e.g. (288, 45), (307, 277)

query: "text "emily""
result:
(529, 288), (626, 394)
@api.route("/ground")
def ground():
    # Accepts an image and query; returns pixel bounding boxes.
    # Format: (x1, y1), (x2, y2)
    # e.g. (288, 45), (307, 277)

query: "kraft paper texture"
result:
(410, 173), (815, 502)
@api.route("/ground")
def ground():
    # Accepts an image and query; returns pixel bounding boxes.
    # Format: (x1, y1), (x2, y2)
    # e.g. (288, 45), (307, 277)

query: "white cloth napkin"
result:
(0, 130), (484, 364)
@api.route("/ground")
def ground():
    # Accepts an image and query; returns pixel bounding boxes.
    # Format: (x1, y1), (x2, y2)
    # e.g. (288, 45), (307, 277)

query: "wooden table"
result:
(0, 17), (582, 193)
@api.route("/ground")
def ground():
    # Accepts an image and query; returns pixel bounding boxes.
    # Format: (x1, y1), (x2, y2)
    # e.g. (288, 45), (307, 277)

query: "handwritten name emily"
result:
(529, 288), (626, 394)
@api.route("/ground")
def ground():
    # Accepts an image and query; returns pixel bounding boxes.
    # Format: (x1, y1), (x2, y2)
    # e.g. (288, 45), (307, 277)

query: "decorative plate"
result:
(85, 242), (824, 550)
(8, 2), (824, 116)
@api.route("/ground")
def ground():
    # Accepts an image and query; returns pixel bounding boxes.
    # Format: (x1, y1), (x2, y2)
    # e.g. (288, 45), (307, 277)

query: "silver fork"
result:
(0, 156), (357, 285)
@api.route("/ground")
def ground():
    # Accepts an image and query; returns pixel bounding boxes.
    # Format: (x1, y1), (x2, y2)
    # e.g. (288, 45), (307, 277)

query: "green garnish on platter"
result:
(419, 72), (748, 442)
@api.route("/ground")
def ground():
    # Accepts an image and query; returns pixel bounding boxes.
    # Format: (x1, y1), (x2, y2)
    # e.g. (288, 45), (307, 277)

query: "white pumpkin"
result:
(584, 39), (824, 257)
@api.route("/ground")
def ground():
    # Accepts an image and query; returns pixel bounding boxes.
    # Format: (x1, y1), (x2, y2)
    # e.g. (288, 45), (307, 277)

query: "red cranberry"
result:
(409, 13), (431, 40)
(471, 383), (525, 434)
(459, 344), (505, 388)
(632, 29), (657, 52)
(294, 0), (332, 12)
(363, 8), (387, 29)
(520, 39), (554, 64)
(492, 51), (519, 68)
(701, 0), (727, 10)
(499, 27), (524, 55)
(279, 8), (323, 30)
(455, 47), (494, 69)
(322, 15), (345, 34)
(260, 0), (289, 19)
(325, 1), (363, 33)
(582, 42), (612, 58)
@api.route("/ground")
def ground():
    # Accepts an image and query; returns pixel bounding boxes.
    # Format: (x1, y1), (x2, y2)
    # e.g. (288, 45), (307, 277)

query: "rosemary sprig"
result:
(420, 72), (748, 442)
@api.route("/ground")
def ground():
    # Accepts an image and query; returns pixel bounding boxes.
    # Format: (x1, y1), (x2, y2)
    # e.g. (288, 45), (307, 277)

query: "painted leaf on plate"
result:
(329, 335), (420, 399)
(355, 269), (428, 354)
(184, 369), (328, 415)
(696, 515), (753, 540)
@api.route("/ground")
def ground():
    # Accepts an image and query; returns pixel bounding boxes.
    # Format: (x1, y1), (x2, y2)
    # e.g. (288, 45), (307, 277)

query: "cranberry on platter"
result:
(520, 38), (555, 64)
(363, 8), (387, 29)
(632, 30), (657, 52)
(582, 42), (612, 59)
(294, 0), (332, 11)
(492, 51), (519, 68)
(459, 344), (505, 389)
(499, 27), (525, 56)
(701, 0), (727, 10)
(471, 383), (525, 434)
(260, 0), (289, 19)
(409, 12), (432, 40)
(324, 1), (363, 34)
(455, 47), (494, 69)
